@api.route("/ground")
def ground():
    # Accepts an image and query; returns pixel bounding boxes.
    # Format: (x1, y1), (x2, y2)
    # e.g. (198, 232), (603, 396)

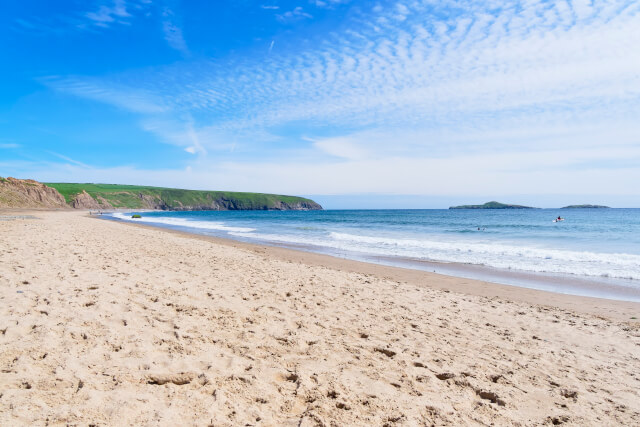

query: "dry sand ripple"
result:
(1, 211), (639, 426)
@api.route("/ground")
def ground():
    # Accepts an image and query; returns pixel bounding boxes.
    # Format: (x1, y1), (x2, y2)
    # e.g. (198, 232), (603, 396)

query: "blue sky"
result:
(1, 0), (639, 208)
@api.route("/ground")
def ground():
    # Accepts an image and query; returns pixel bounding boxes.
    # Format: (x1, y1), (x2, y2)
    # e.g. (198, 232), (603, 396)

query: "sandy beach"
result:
(1, 211), (639, 426)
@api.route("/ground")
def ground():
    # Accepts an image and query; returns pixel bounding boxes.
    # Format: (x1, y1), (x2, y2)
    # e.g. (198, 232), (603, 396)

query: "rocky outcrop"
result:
(0, 177), (69, 209)
(163, 199), (323, 211)
(71, 190), (113, 210)
(272, 200), (323, 211)
(96, 195), (115, 209)
(137, 193), (167, 210)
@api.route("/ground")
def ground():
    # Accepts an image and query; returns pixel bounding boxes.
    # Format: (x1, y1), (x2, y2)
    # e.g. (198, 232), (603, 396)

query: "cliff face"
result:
(0, 177), (69, 209)
(271, 200), (323, 211)
(132, 195), (322, 211)
(71, 190), (114, 210)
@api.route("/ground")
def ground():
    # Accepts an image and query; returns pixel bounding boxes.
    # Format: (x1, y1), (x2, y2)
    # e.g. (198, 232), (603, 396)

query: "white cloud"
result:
(277, 7), (313, 22)
(114, 0), (639, 136)
(7, 145), (640, 203)
(44, 0), (640, 198)
(162, 8), (189, 55)
(12, 0), (150, 34)
(85, 0), (132, 27)
(313, 137), (370, 160)
(394, 3), (409, 21)
(45, 151), (91, 168)
(311, 0), (351, 8)
(141, 117), (211, 155)
(43, 77), (169, 114)
(205, 154), (640, 197)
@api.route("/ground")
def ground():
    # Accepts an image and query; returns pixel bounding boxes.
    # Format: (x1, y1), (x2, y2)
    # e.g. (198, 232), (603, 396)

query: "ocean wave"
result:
(230, 230), (640, 281)
(110, 213), (256, 233)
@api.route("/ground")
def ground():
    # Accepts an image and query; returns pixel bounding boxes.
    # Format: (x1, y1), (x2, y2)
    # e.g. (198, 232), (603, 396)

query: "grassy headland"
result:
(45, 183), (322, 210)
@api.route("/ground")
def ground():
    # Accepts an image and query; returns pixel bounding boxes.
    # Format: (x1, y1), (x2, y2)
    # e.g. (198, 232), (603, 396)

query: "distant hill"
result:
(449, 201), (535, 209)
(1, 178), (322, 211)
(561, 204), (610, 209)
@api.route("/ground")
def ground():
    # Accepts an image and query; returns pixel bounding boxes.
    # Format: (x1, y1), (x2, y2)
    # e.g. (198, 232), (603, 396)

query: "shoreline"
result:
(104, 214), (640, 321)
(101, 209), (640, 304)
(4, 208), (640, 317)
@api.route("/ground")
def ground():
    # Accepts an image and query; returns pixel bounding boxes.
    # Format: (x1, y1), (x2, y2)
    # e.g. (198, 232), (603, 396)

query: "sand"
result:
(1, 211), (639, 426)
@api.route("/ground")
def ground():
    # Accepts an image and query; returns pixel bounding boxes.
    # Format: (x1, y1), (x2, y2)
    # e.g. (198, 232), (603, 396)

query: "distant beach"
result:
(1, 210), (639, 425)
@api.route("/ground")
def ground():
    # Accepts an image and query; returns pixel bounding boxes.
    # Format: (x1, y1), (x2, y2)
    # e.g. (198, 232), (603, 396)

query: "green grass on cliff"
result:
(44, 183), (320, 210)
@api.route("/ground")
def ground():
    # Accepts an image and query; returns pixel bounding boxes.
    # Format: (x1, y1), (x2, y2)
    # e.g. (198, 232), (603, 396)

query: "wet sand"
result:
(1, 210), (639, 425)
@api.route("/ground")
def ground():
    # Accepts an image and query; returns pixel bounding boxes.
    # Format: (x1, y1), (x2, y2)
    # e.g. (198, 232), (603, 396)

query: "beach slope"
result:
(1, 211), (638, 425)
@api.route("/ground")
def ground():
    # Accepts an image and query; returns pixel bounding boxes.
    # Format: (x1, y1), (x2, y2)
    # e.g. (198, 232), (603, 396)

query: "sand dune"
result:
(1, 211), (639, 425)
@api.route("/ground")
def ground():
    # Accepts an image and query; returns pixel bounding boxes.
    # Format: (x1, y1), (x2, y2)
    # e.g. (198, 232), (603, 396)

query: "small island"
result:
(561, 204), (610, 209)
(449, 201), (535, 209)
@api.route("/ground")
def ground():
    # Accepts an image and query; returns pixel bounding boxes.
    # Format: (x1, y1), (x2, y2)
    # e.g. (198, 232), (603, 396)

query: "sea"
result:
(106, 209), (640, 302)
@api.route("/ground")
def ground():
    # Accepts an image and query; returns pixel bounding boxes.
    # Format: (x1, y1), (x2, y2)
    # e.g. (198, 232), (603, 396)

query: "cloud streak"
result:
(12, 0), (155, 35)
(276, 7), (313, 22)
(162, 7), (190, 55)
(0, 143), (20, 149)
(43, 76), (169, 114)
(85, 0), (131, 27)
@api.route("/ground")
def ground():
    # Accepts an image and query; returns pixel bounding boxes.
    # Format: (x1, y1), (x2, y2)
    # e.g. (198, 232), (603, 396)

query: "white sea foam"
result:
(111, 212), (255, 233)
(229, 230), (640, 281)
(108, 211), (640, 282)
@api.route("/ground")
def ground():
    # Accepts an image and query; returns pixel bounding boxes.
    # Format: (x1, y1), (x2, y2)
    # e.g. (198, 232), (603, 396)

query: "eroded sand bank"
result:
(1, 211), (639, 426)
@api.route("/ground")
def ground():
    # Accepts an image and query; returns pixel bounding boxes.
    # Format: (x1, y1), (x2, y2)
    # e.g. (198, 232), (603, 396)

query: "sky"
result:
(1, 0), (639, 208)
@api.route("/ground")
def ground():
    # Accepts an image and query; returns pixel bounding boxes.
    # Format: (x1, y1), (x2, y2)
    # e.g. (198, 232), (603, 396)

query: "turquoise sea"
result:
(107, 209), (640, 302)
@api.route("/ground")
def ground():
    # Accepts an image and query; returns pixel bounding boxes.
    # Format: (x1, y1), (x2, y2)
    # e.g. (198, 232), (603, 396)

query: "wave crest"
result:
(110, 213), (256, 233)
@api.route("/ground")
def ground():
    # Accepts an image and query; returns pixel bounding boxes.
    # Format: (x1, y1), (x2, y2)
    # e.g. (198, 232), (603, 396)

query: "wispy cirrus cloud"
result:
(45, 0), (640, 196)
(0, 142), (20, 149)
(42, 76), (169, 114)
(58, 0), (640, 126)
(85, 0), (132, 27)
(311, 0), (351, 8)
(46, 151), (91, 168)
(162, 8), (189, 55)
(12, 0), (152, 34)
(15, 1), (189, 56)
(276, 7), (313, 22)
